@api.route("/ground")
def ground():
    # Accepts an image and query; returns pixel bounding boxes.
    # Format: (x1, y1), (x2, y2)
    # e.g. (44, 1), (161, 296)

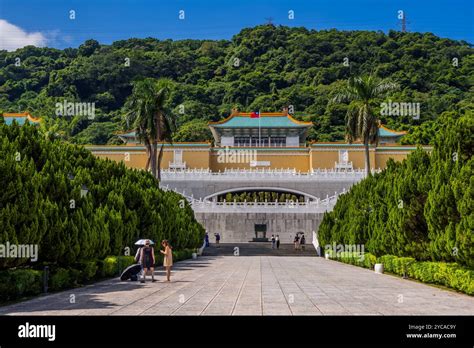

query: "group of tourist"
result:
(270, 234), (306, 250)
(270, 235), (280, 249)
(135, 239), (173, 282)
(293, 234), (306, 251)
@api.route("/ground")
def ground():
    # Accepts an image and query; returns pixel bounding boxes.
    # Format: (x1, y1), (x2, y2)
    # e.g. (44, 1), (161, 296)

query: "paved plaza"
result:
(1, 252), (473, 316)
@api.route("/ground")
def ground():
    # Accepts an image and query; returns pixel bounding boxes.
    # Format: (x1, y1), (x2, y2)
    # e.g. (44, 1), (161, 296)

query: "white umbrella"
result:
(134, 239), (155, 246)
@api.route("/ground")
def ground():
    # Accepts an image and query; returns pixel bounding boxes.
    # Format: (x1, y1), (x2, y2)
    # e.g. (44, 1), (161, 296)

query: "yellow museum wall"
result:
(375, 152), (410, 169)
(182, 150), (211, 169)
(93, 151), (147, 169)
(209, 149), (310, 172)
(88, 146), (418, 172)
(311, 150), (339, 169)
(143, 148), (211, 170)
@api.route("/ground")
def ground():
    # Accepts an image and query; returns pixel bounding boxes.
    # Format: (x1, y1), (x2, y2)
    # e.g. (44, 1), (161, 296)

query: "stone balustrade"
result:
(160, 183), (344, 213)
(161, 168), (380, 181)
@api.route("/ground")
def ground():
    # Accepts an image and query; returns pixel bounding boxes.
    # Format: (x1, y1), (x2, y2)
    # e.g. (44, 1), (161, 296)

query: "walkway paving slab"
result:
(1, 256), (473, 316)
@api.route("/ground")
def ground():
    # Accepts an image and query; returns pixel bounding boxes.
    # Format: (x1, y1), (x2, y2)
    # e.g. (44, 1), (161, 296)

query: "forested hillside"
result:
(0, 25), (472, 144)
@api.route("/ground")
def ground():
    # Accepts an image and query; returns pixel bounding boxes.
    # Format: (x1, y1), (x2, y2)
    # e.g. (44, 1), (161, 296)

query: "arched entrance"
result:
(203, 186), (319, 202)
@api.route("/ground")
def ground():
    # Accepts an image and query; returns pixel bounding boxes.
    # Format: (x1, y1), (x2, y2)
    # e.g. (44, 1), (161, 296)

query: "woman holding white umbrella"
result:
(138, 239), (156, 283)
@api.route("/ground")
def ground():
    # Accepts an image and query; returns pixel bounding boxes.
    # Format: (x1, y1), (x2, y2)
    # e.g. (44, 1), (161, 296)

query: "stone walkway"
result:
(1, 256), (473, 315)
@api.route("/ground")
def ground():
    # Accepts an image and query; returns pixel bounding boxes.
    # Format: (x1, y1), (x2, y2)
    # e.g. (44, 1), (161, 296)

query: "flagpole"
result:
(258, 109), (261, 147)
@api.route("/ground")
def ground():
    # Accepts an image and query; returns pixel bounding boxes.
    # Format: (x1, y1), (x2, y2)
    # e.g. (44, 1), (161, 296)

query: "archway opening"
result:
(204, 186), (318, 202)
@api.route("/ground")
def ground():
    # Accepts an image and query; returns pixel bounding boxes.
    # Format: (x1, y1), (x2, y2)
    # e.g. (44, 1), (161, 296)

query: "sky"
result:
(0, 0), (473, 51)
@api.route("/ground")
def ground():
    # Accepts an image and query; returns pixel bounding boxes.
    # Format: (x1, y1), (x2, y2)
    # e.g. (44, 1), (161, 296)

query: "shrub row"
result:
(380, 255), (474, 295)
(0, 269), (42, 303)
(0, 255), (135, 303)
(327, 252), (474, 295)
(325, 249), (378, 270)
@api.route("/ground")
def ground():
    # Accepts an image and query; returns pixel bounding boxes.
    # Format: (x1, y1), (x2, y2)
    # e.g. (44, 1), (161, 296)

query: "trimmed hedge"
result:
(1, 255), (134, 303)
(0, 269), (42, 303)
(98, 256), (135, 278)
(327, 252), (474, 295)
(325, 250), (377, 270)
(153, 248), (195, 266)
(172, 248), (195, 263)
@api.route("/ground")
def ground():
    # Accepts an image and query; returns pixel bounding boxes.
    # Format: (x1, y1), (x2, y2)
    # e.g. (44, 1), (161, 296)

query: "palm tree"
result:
(334, 75), (399, 176)
(125, 78), (174, 181)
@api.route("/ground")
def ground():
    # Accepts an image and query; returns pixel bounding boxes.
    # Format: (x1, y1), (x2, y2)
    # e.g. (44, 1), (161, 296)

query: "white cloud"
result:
(0, 19), (47, 51)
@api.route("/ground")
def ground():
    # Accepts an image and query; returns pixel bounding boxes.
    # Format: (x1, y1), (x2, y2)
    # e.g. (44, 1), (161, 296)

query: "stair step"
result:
(202, 243), (317, 257)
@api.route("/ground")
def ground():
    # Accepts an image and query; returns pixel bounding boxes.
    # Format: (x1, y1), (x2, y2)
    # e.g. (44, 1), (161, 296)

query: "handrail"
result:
(160, 168), (380, 181)
(159, 184), (347, 213)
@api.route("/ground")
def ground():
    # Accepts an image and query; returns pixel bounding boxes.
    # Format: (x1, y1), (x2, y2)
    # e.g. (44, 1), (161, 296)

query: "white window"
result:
(286, 136), (299, 147)
(221, 136), (234, 146)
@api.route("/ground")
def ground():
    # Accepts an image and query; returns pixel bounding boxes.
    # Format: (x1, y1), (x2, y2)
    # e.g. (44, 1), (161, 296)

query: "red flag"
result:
(250, 111), (260, 118)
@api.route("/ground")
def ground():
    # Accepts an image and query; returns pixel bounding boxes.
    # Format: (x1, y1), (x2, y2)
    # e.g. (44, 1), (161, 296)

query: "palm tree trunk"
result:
(157, 143), (165, 181)
(145, 155), (150, 172)
(364, 141), (371, 177)
(144, 138), (152, 172)
(150, 142), (158, 178)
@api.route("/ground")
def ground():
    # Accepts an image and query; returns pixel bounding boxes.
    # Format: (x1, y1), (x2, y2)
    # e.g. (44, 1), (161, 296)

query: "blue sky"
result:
(0, 0), (473, 50)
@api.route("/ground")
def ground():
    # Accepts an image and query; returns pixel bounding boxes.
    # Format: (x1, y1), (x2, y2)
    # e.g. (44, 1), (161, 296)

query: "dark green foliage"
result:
(0, 255), (138, 303)
(1, 26), (472, 144)
(0, 269), (42, 302)
(172, 119), (213, 143)
(0, 123), (205, 270)
(98, 256), (135, 278)
(172, 248), (196, 264)
(319, 112), (473, 268)
(50, 268), (71, 291)
(325, 250), (377, 269)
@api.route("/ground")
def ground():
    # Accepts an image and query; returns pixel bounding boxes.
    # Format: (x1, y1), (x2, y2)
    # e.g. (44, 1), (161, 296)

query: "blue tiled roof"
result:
(378, 126), (407, 137)
(4, 116), (40, 126)
(211, 115), (311, 128)
(117, 131), (136, 138)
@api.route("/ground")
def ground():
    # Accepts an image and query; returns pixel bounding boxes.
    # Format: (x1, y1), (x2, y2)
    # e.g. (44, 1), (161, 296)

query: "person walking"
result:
(215, 233), (221, 246)
(300, 234), (306, 251)
(276, 235), (280, 249)
(160, 240), (173, 282)
(271, 235), (276, 249)
(294, 235), (300, 250)
(139, 240), (155, 283)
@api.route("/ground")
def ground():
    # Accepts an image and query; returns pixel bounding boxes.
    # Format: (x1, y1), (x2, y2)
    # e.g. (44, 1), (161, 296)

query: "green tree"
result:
(172, 119), (212, 142)
(125, 78), (174, 180)
(334, 75), (398, 176)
